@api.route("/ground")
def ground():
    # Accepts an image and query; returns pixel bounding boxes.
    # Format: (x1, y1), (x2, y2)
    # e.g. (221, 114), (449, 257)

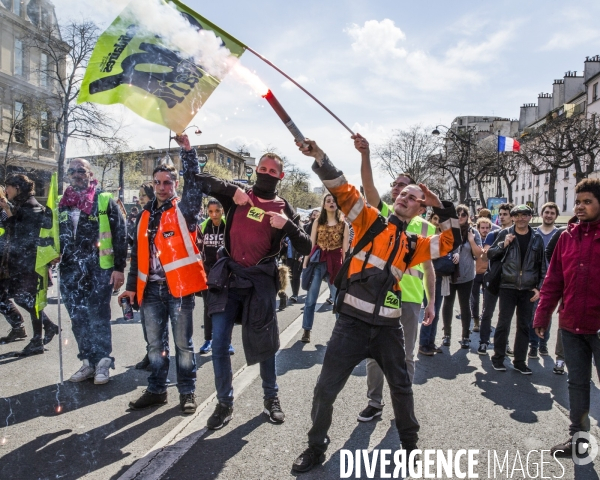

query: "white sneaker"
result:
(68, 360), (95, 382)
(94, 357), (112, 385)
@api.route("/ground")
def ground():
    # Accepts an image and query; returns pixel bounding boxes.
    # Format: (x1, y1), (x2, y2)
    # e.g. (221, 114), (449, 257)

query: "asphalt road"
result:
(1, 275), (600, 480)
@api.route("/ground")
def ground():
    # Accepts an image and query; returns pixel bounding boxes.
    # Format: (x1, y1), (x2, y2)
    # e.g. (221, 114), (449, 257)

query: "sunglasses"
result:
(459, 212), (469, 218)
(67, 168), (88, 175)
(390, 182), (408, 188)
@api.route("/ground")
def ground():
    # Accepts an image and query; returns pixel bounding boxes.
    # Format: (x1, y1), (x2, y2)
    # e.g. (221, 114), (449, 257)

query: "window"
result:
(544, 173), (549, 184)
(521, 196), (525, 204)
(40, 8), (50, 28)
(544, 191), (548, 203)
(40, 53), (47, 87)
(1, 0), (11, 10)
(14, 101), (26, 143)
(528, 194), (531, 202)
(13, 0), (19, 16)
(40, 111), (50, 149)
(536, 177), (540, 187)
(594, 83), (599, 102)
(14, 39), (23, 76)
(564, 168), (569, 179)
(563, 187), (568, 212)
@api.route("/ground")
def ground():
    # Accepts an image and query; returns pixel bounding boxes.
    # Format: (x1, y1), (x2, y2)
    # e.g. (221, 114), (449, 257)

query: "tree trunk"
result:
(548, 167), (558, 202)
(503, 174), (513, 203)
(477, 181), (486, 208)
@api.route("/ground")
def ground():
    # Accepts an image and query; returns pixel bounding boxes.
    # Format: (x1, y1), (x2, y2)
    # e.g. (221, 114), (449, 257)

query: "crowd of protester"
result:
(0, 131), (597, 471)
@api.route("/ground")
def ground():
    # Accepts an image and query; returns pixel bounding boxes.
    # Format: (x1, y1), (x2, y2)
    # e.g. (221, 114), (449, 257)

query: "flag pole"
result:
(56, 267), (64, 385)
(496, 130), (502, 197)
(245, 46), (355, 136)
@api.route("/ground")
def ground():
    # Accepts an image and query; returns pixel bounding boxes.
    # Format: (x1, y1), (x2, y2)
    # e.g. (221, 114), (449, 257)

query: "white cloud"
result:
(346, 19), (407, 59)
(281, 75), (310, 90)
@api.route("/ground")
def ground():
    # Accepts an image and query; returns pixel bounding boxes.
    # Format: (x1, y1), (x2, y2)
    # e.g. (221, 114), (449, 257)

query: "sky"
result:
(52, 0), (600, 193)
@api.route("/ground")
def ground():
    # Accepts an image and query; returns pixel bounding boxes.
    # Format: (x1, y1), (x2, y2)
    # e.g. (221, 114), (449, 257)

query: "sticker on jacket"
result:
(247, 207), (265, 222)
(163, 231), (175, 238)
(384, 291), (400, 309)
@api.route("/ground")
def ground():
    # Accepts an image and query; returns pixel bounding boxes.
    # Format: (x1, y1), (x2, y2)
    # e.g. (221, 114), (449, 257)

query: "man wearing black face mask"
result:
(191, 150), (312, 430)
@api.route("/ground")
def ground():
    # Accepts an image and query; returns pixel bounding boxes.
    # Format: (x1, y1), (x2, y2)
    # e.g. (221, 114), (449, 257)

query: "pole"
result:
(56, 267), (64, 385)
(246, 46), (355, 136)
(496, 130), (502, 197)
(118, 158), (124, 203)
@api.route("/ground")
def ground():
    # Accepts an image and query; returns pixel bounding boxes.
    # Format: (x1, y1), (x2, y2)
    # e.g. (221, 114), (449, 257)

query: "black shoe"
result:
(43, 323), (60, 345)
(528, 346), (539, 358)
(326, 296), (334, 305)
(550, 438), (574, 458)
(513, 363), (532, 375)
(442, 336), (451, 347)
(264, 397), (285, 423)
(506, 346), (514, 357)
(129, 390), (167, 410)
(301, 329), (310, 343)
(14, 336), (44, 357)
(492, 358), (506, 371)
(290, 296), (298, 303)
(135, 354), (151, 370)
(0, 327), (27, 344)
(459, 338), (470, 349)
(402, 443), (420, 472)
(418, 345), (434, 356)
(539, 345), (549, 356)
(180, 393), (197, 414)
(357, 405), (382, 422)
(292, 447), (325, 473)
(278, 292), (288, 311)
(207, 402), (234, 430)
(477, 343), (488, 355)
(432, 344), (443, 353)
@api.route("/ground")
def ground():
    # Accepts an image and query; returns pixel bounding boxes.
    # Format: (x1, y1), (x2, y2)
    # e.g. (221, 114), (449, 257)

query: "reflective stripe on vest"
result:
(343, 293), (403, 319)
(97, 192), (114, 269)
(354, 249), (404, 282)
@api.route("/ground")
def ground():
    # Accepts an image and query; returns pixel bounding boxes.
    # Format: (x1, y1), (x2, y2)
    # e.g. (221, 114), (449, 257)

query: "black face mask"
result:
(253, 172), (280, 200)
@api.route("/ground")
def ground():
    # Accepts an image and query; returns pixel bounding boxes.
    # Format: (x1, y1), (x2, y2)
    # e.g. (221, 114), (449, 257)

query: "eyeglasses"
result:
(67, 168), (88, 175)
(459, 212), (469, 218)
(390, 181), (408, 188)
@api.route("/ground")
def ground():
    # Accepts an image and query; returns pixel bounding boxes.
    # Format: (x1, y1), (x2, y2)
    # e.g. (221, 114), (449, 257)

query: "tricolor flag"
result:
(78, 0), (246, 133)
(498, 136), (520, 152)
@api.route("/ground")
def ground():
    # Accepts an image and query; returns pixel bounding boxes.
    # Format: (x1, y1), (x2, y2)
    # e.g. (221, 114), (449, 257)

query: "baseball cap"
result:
(510, 204), (533, 216)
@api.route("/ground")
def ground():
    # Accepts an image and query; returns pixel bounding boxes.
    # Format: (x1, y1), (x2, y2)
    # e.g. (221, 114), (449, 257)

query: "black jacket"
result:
(2, 196), (52, 277)
(487, 225), (547, 290)
(207, 257), (280, 365)
(59, 190), (127, 272)
(125, 149), (203, 294)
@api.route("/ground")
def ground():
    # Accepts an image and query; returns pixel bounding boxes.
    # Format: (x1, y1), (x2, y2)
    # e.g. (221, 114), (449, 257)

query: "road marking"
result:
(116, 289), (331, 480)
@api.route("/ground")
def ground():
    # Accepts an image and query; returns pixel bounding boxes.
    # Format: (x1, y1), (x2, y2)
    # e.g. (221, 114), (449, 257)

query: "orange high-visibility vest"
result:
(136, 199), (207, 303)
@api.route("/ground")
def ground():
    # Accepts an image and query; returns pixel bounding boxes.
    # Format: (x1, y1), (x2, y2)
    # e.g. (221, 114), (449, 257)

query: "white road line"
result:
(116, 289), (331, 480)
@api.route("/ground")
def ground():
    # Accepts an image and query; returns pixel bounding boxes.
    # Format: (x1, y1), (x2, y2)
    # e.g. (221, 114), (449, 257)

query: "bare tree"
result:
(25, 20), (123, 193)
(571, 115), (600, 183)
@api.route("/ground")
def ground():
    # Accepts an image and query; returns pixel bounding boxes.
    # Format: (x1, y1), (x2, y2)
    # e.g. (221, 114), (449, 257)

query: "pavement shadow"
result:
(0, 407), (176, 480)
(413, 348), (478, 386)
(276, 341), (327, 377)
(161, 415), (265, 480)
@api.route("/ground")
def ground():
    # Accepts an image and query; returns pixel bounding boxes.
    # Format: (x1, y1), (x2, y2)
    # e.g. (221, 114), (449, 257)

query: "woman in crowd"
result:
(301, 194), (348, 343)
(441, 204), (483, 349)
(471, 217), (493, 333)
(0, 174), (59, 356)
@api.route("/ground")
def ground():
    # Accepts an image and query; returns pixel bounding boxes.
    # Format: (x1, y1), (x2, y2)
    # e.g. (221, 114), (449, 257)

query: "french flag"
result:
(498, 135), (520, 152)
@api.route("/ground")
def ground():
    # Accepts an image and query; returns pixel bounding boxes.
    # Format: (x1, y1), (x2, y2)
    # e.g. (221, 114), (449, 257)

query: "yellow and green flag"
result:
(78, 0), (246, 133)
(35, 172), (60, 315)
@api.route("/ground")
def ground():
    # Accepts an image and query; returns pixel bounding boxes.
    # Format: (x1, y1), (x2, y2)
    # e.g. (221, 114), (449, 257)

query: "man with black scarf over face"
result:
(191, 151), (312, 430)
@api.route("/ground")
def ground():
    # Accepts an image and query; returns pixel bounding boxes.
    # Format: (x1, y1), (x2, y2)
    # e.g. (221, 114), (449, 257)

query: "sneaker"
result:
(326, 296), (334, 305)
(459, 338), (470, 349)
(539, 345), (549, 356)
(94, 357), (112, 384)
(292, 447), (325, 473)
(228, 344), (235, 355)
(442, 336), (451, 347)
(506, 346), (514, 357)
(0, 326), (27, 344)
(264, 397), (285, 423)
(68, 360), (95, 382)
(198, 340), (212, 354)
(301, 329), (311, 343)
(553, 360), (566, 375)
(357, 405), (383, 422)
(180, 393), (197, 414)
(472, 318), (480, 332)
(129, 389), (168, 410)
(135, 354), (150, 370)
(14, 336), (44, 357)
(290, 296), (298, 303)
(418, 345), (434, 356)
(43, 323), (60, 345)
(207, 402), (234, 430)
(513, 363), (532, 375)
(528, 346), (539, 358)
(550, 438), (574, 458)
(492, 358), (506, 371)
(477, 343), (488, 355)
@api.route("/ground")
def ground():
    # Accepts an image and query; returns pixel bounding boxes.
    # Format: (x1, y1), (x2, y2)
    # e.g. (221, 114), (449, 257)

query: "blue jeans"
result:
(561, 330), (600, 435)
(211, 288), (278, 406)
(419, 274), (443, 348)
(141, 281), (196, 395)
(528, 300), (550, 348)
(302, 262), (337, 331)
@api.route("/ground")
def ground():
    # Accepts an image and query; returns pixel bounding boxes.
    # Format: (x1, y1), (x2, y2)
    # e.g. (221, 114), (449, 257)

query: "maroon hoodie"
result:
(534, 217), (600, 334)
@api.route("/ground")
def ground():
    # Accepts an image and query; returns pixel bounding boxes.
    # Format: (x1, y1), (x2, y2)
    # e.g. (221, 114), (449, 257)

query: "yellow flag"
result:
(78, 0), (246, 132)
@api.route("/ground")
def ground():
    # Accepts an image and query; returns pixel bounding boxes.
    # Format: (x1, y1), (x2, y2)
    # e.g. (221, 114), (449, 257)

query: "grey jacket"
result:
(487, 226), (547, 291)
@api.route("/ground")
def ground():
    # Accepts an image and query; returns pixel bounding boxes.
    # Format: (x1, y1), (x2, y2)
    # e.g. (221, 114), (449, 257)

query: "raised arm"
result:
(354, 133), (381, 208)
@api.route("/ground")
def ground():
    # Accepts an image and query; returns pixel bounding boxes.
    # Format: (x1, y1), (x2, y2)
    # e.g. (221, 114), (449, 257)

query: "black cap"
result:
(510, 204), (533, 216)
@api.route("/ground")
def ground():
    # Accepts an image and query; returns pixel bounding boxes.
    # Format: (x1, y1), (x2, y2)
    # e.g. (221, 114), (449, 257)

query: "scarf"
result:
(59, 180), (98, 215)
(252, 173), (279, 200)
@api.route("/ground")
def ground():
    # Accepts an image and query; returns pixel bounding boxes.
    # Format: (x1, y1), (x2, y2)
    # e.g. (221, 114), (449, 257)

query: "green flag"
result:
(35, 172), (60, 315)
(78, 0), (246, 132)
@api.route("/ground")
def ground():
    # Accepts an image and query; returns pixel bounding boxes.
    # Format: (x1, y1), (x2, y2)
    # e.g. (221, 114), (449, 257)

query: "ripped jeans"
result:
(141, 281), (196, 395)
